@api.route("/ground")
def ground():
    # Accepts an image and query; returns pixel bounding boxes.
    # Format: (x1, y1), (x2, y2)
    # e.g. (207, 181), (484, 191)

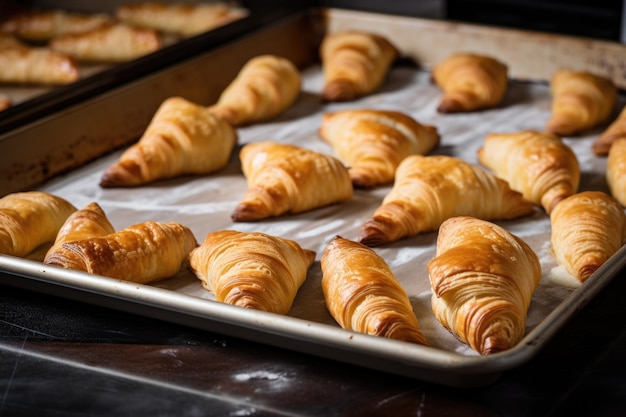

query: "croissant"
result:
(232, 141), (353, 222)
(100, 96), (237, 187)
(116, 2), (247, 37)
(546, 69), (617, 137)
(0, 34), (79, 85)
(477, 130), (580, 214)
(320, 30), (398, 102)
(550, 191), (626, 283)
(188, 230), (315, 314)
(593, 106), (626, 156)
(1, 10), (113, 41)
(50, 23), (161, 62)
(428, 216), (541, 355)
(432, 53), (508, 113)
(0, 191), (76, 257)
(207, 55), (301, 126)
(318, 109), (440, 188)
(44, 221), (197, 284)
(607, 138), (626, 207)
(358, 155), (534, 246)
(44, 202), (115, 263)
(321, 235), (428, 345)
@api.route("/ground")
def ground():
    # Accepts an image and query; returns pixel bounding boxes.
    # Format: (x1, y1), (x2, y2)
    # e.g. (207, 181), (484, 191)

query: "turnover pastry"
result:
(45, 221), (197, 284)
(232, 141), (353, 222)
(318, 109), (440, 188)
(100, 96), (237, 187)
(428, 216), (541, 355)
(477, 130), (580, 214)
(551, 191), (626, 283)
(432, 53), (508, 113)
(358, 155), (534, 246)
(546, 69), (617, 137)
(189, 230), (315, 314)
(608, 138), (626, 207)
(320, 30), (398, 102)
(321, 235), (428, 345)
(1, 10), (113, 42)
(593, 106), (626, 156)
(207, 55), (301, 126)
(0, 191), (76, 257)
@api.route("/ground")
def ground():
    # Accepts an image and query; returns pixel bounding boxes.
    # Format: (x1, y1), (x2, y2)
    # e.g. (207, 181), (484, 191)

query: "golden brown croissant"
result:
(1, 10), (113, 41)
(318, 109), (440, 188)
(115, 2), (248, 37)
(44, 221), (197, 284)
(0, 34), (79, 85)
(0, 191), (76, 257)
(427, 216), (541, 355)
(100, 96), (237, 187)
(232, 141), (353, 222)
(50, 23), (161, 62)
(607, 138), (626, 207)
(432, 53), (508, 113)
(546, 69), (617, 137)
(188, 230), (315, 314)
(207, 55), (301, 126)
(320, 30), (398, 102)
(321, 235), (428, 345)
(358, 155), (534, 246)
(44, 202), (115, 263)
(550, 191), (626, 283)
(593, 106), (626, 156)
(477, 130), (580, 214)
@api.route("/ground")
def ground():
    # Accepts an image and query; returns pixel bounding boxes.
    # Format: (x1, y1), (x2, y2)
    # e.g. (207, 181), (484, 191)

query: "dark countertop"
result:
(1, 265), (625, 417)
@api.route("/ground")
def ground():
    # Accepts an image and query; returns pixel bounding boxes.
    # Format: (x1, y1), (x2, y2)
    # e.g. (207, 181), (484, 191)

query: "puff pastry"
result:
(358, 155), (534, 246)
(477, 130), (580, 214)
(189, 230), (315, 314)
(432, 53), (508, 113)
(321, 236), (428, 345)
(1, 10), (113, 41)
(546, 69), (617, 137)
(100, 96), (237, 187)
(320, 30), (398, 102)
(207, 55), (301, 126)
(593, 106), (626, 156)
(428, 216), (541, 355)
(607, 138), (626, 207)
(232, 141), (353, 222)
(44, 221), (197, 284)
(115, 2), (247, 37)
(550, 191), (626, 283)
(0, 191), (76, 257)
(319, 109), (440, 188)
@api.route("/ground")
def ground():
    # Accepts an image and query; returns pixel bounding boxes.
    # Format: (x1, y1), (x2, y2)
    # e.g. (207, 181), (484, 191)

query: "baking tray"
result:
(1, 7), (626, 387)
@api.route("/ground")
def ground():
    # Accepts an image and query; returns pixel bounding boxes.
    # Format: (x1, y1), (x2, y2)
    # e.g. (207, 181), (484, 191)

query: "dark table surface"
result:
(1, 264), (625, 417)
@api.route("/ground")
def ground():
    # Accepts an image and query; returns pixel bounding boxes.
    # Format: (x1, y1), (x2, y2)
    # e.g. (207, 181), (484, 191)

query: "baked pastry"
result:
(321, 235), (428, 345)
(207, 55), (301, 126)
(0, 94), (11, 111)
(44, 202), (115, 263)
(546, 69), (617, 137)
(550, 191), (626, 283)
(100, 96), (237, 187)
(1, 10), (113, 41)
(607, 138), (626, 206)
(320, 30), (398, 102)
(232, 141), (353, 222)
(44, 221), (197, 284)
(0, 191), (76, 257)
(115, 2), (248, 38)
(427, 216), (541, 355)
(0, 34), (79, 85)
(477, 130), (580, 214)
(189, 230), (315, 314)
(358, 155), (534, 246)
(50, 22), (161, 62)
(593, 106), (626, 156)
(432, 53), (508, 113)
(318, 109), (440, 188)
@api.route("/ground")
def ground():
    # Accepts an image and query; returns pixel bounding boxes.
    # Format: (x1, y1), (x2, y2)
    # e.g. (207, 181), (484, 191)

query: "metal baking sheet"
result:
(1, 8), (626, 387)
